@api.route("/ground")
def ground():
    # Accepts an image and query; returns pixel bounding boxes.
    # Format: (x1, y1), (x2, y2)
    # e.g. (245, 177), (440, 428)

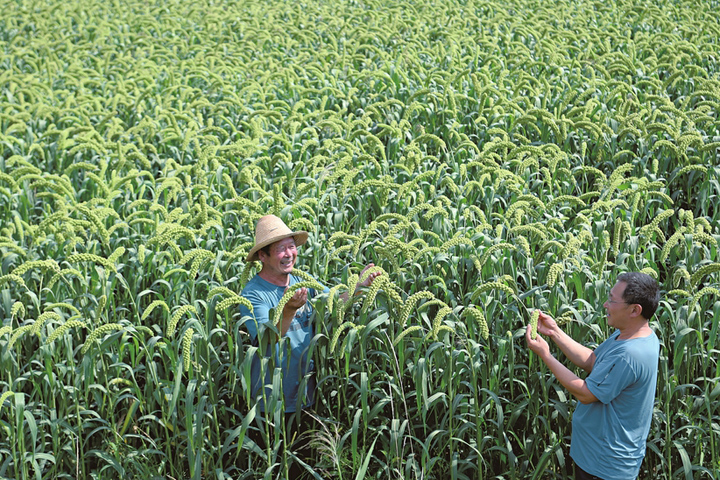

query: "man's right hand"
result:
(278, 287), (308, 335)
(535, 310), (596, 372)
(284, 287), (308, 311)
(536, 311), (560, 337)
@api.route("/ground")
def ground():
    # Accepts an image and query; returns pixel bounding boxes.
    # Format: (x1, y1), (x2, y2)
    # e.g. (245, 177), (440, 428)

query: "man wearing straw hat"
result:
(240, 214), (381, 473)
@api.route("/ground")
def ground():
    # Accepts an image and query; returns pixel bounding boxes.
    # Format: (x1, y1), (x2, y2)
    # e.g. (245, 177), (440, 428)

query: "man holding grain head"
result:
(239, 214), (381, 475)
(526, 272), (660, 480)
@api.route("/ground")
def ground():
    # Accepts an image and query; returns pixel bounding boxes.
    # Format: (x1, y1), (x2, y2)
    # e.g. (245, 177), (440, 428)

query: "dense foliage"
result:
(1, 0), (719, 478)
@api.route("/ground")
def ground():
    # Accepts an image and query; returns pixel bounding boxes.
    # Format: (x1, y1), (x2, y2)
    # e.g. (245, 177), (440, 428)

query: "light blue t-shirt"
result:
(571, 329), (660, 480)
(239, 274), (328, 413)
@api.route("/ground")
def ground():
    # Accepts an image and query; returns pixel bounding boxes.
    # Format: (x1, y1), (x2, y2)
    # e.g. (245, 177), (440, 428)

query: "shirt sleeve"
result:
(585, 352), (637, 404)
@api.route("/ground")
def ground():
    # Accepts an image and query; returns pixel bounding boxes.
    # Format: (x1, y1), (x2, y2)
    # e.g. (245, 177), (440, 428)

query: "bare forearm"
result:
(538, 352), (598, 404)
(338, 289), (359, 304)
(339, 284), (362, 303)
(549, 328), (596, 373)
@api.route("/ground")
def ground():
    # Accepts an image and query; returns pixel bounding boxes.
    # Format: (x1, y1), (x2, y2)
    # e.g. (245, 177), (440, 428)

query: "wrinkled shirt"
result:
(239, 274), (327, 413)
(571, 329), (660, 480)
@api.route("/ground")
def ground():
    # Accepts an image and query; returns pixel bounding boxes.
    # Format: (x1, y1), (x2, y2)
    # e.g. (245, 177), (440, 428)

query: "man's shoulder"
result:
(241, 275), (279, 298)
(624, 330), (660, 358)
(597, 330), (657, 360)
(240, 275), (260, 294)
(602, 331), (659, 374)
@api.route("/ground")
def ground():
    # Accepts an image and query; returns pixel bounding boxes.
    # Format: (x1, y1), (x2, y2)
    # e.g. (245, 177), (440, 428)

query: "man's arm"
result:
(526, 326), (599, 404)
(536, 311), (596, 373)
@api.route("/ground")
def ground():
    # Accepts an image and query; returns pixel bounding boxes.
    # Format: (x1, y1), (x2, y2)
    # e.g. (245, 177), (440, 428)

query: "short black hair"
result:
(617, 272), (660, 320)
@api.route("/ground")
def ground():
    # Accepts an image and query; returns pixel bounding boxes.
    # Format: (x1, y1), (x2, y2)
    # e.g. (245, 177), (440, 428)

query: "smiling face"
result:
(258, 236), (298, 280)
(603, 281), (636, 329)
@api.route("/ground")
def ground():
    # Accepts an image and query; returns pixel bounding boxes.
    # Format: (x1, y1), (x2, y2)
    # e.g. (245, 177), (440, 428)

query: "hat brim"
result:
(245, 231), (309, 263)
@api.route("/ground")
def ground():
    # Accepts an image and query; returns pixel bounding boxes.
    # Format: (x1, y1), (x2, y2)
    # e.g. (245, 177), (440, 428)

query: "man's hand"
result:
(526, 321), (598, 404)
(358, 263), (382, 288)
(284, 287), (308, 311)
(530, 310), (597, 373)
(278, 287), (308, 336)
(339, 264), (384, 304)
(526, 323), (551, 359)
(536, 311), (560, 338)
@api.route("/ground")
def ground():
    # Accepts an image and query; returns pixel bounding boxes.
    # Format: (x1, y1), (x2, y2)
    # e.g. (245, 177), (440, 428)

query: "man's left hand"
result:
(526, 324), (551, 359)
(359, 263), (382, 288)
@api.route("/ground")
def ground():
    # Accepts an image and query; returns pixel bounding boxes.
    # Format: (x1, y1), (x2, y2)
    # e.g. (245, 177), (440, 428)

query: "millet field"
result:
(1, 0), (719, 478)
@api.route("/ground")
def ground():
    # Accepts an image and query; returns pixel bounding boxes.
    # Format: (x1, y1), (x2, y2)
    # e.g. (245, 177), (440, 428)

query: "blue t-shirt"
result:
(571, 329), (660, 480)
(239, 274), (328, 413)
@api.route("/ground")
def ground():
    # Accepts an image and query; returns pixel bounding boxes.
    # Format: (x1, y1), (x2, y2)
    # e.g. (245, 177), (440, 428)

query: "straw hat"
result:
(245, 215), (308, 262)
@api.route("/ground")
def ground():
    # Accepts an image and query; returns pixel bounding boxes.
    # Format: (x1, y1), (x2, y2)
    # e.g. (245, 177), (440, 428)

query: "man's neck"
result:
(258, 268), (290, 287)
(617, 321), (652, 340)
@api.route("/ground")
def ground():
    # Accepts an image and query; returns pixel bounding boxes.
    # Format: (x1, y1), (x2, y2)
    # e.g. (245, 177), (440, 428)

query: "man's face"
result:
(603, 281), (633, 328)
(259, 236), (298, 276)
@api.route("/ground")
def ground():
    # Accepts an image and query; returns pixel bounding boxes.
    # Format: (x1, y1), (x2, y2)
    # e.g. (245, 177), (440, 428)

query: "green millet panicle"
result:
(272, 280), (324, 325)
(82, 323), (124, 354)
(208, 286), (237, 299)
(431, 306), (453, 341)
(12, 259), (60, 276)
(8, 325), (33, 348)
(530, 309), (540, 340)
(182, 328), (194, 372)
(45, 320), (87, 345)
(44, 302), (81, 316)
(361, 274), (388, 312)
(393, 325), (424, 345)
(472, 281), (515, 301)
(691, 263), (720, 288)
(464, 307), (489, 340)
(673, 268), (690, 288)
(330, 321), (357, 352)
(217, 296), (253, 313)
(141, 300), (170, 321)
(398, 291), (435, 327)
(11, 302), (25, 319)
(547, 263), (564, 287)
(0, 391), (15, 416)
(31, 312), (62, 336)
(167, 305), (197, 337)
